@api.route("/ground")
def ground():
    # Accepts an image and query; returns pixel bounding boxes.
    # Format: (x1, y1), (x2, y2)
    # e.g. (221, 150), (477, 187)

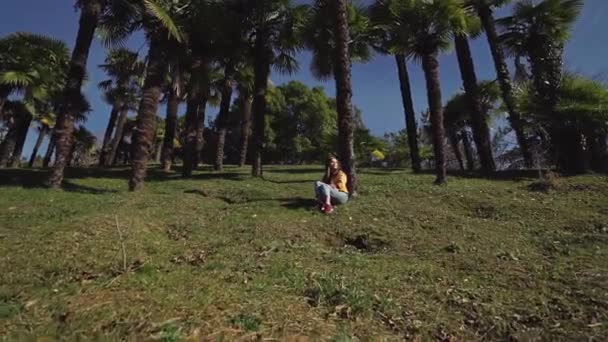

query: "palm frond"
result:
(144, 0), (184, 42)
(0, 71), (34, 88)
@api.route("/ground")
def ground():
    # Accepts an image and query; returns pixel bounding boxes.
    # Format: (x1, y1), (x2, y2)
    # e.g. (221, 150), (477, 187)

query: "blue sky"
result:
(0, 0), (607, 158)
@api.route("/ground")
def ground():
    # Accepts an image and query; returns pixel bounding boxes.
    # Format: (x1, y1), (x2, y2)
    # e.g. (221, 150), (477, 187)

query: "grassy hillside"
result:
(1, 166), (607, 340)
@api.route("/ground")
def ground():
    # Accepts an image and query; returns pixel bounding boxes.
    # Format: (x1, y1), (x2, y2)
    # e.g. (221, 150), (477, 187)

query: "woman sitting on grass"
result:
(315, 155), (349, 214)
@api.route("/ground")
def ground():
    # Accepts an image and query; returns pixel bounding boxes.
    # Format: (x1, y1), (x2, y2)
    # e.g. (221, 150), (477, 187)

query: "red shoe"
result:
(324, 204), (334, 214)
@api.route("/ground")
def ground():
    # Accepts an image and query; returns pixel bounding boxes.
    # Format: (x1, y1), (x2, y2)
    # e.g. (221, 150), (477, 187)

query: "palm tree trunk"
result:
(239, 95), (253, 167)
(161, 86), (180, 172)
(462, 130), (475, 171)
(394, 54), (422, 173)
(106, 107), (129, 166)
(333, 0), (357, 195)
(527, 41), (567, 170)
(29, 126), (47, 167)
(48, 0), (103, 188)
(448, 131), (465, 171)
(454, 34), (495, 174)
(43, 133), (56, 168)
(421, 52), (447, 185)
(215, 63), (235, 171)
(155, 141), (162, 163)
(195, 96), (207, 168)
(129, 36), (166, 191)
(251, 32), (271, 178)
(183, 55), (208, 177)
(9, 114), (32, 168)
(0, 121), (18, 168)
(478, 4), (533, 168)
(0, 87), (9, 122)
(99, 105), (119, 166)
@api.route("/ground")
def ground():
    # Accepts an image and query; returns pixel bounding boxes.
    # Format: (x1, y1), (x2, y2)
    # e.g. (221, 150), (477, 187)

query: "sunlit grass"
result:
(0, 166), (607, 340)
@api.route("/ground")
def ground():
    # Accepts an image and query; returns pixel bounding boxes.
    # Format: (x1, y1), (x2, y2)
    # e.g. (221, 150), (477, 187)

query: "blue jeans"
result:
(315, 181), (349, 205)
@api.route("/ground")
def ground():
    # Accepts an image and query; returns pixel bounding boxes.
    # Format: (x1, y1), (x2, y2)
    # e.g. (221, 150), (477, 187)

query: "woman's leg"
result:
(315, 181), (331, 204)
(329, 188), (349, 205)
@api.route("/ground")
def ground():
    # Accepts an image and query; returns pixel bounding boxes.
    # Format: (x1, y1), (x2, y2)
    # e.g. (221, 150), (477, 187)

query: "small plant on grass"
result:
(228, 313), (262, 332)
(304, 272), (373, 318)
(528, 171), (564, 192)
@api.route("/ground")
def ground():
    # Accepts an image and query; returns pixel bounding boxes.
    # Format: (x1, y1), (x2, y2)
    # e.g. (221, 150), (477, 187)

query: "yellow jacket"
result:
(331, 171), (348, 193)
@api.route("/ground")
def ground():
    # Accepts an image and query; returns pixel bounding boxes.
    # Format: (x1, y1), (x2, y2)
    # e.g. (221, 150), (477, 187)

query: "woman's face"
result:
(329, 158), (339, 172)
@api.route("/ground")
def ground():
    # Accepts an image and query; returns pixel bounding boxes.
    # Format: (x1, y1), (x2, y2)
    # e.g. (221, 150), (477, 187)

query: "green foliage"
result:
(303, 1), (373, 80)
(382, 129), (412, 167)
(370, 0), (469, 60)
(0, 32), (71, 124)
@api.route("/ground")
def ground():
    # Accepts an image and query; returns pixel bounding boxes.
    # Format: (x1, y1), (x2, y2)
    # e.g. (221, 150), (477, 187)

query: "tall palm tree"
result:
(104, 84), (140, 166)
(119, 0), (188, 191)
(370, 7), (422, 173)
(332, 0), (367, 195)
(214, 62), (236, 171)
(160, 40), (187, 172)
(374, 0), (469, 184)
(499, 0), (583, 172)
(214, 5), (250, 171)
(236, 0), (303, 177)
(453, 9), (496, 174)
(468, 0), (532, 168)
(97, 48), (145, 166)
(234, 66), (255, 167)
(179, 2), (230, 177)
(304, 0), (372, 194)
(47, 0), (106, 188)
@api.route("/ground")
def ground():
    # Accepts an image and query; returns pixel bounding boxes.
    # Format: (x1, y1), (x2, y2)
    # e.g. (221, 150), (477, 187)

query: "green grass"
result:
(0, 165), (607, 340)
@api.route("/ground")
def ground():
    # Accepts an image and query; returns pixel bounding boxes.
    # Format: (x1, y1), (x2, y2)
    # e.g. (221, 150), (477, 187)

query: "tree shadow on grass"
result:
(278, 197), (317, 210)
(263, 177), (315, 185)
(264, 167), (322, 174)
(183, 190), (317, 210)
(361, 167), (547, 182)
(0, 169), (118, 194)
(246, 196), (317, 210)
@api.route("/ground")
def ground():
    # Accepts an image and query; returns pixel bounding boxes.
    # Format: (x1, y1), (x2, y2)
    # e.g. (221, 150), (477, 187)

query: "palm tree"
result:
(180, 1), (215, 177)
(374, 0), (469, 184)
(468, 0), (533, 168)
(104, 84), (140, 166)
(237, 0), (303, 177)
(0, 101), (31, 167)
(0, 33), (69, 122)
(69, 125), (97, 166)
(161, 41), (187, 172)
(304, 0), (372, 194)
(453, 9), (496, 174)
(114, 0), (186, 190)
(214, 62), (236, 171)
(498, 0), (583, 172)
(370, 6), (422, 173)
(213, 6), (250, 171)
(27, 118), (51, 168)
(47, 0), (106, 188)
(444, 93), (477, 171)
(97, 48), (145, 166)
(0, 33), (70, 168)
(234, 66), (255, 167)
